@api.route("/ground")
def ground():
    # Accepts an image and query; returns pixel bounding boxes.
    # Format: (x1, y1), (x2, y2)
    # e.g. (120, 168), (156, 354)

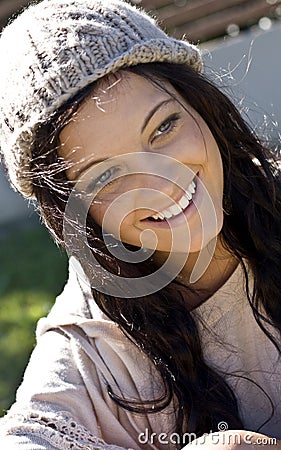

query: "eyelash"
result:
(152, 113), (181, 141)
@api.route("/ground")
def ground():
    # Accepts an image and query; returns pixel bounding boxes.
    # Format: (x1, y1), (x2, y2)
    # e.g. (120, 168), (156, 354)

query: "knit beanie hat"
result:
(0, 0), (203, 198)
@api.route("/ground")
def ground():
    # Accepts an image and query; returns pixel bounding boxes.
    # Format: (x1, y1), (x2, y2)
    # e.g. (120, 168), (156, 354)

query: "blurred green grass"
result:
(0, 222), (68, 416)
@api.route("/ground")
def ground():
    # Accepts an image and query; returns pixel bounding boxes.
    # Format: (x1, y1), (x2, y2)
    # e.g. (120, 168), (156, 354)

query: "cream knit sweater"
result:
(0, 259), (280, 449)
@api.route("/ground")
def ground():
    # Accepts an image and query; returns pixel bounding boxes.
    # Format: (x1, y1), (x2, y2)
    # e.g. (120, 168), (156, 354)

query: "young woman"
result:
(0, 1), (280, 449)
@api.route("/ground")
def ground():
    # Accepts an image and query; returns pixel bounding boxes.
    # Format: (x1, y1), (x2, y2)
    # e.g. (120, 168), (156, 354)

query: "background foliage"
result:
(0, 222), (68, 416)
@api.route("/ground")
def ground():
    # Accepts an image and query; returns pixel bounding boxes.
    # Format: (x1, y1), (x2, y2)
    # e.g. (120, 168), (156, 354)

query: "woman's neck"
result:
(154, 234), (239, 310)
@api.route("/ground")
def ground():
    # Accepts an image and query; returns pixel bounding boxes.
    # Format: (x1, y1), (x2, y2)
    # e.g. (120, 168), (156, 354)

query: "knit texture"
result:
(0, 0), (202, 198)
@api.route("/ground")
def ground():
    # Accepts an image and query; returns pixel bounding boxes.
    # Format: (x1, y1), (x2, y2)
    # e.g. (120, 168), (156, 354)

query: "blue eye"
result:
(153, 113), (180, 139)
(96, 168), (115, 185)
(85, 166), (118, 193)
(158, 120), (173, 134)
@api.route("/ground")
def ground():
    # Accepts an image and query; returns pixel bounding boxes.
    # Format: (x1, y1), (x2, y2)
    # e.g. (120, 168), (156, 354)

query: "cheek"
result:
(177, 126), (208, 165)
(89, 203), (141, 243)
(89, 203), (104, 226)
(119, 216), (143, 247)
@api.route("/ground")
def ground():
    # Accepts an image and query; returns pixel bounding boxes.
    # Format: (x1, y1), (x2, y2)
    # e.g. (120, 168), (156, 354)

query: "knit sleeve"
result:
(0, 329), (137, 450)
(0, 411), (128, 450)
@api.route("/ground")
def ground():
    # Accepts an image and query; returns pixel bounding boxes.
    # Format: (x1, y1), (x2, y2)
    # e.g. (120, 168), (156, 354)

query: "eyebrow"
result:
(141, 98), (175, 134)
(75, 98), (176, 177)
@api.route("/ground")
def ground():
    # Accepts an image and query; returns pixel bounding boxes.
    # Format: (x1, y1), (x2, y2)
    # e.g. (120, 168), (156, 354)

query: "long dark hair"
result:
(30, 63), (281, 444)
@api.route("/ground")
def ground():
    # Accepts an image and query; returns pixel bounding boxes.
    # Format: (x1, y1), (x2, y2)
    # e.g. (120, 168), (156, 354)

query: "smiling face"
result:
(59, 71), (224, 255)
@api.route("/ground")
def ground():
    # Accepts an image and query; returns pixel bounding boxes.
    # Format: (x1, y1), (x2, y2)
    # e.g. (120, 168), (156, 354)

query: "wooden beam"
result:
(172, 0), (281, 41)
(137, 0), (173, 10)
(156, 0), (251, 28)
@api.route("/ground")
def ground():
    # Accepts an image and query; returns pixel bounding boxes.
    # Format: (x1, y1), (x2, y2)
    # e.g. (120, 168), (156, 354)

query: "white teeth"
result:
(179, 195), (190, 209)
(188, 181), (196, 194)
(169, 204), (182, 215)
(152, 211), (165, 220)
(162, 209), (173, 219)
(149, 177), (197, 221)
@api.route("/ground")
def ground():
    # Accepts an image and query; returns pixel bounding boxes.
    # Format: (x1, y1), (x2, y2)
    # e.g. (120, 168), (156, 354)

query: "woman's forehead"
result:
(57, 70), (188, 181)
(59, 71), (178, 146)
(77, 71), (176, 118)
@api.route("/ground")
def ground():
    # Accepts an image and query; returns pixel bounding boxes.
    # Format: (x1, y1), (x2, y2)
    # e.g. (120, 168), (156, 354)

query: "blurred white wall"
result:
(202, 21), (281, 138)
(0, 21), (280, 225)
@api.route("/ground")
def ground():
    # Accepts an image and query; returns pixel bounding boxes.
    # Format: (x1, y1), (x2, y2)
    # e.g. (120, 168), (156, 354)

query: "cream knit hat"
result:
(0, 0), (202, 198)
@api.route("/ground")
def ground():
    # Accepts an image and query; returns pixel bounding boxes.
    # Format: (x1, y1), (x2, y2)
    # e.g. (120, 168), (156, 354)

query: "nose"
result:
(133, 173), (175, 202)
(129, 153), (194, 208)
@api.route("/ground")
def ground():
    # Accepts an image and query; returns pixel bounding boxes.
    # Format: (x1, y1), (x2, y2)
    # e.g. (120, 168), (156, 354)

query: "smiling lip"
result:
(140, 173), (199, 227)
